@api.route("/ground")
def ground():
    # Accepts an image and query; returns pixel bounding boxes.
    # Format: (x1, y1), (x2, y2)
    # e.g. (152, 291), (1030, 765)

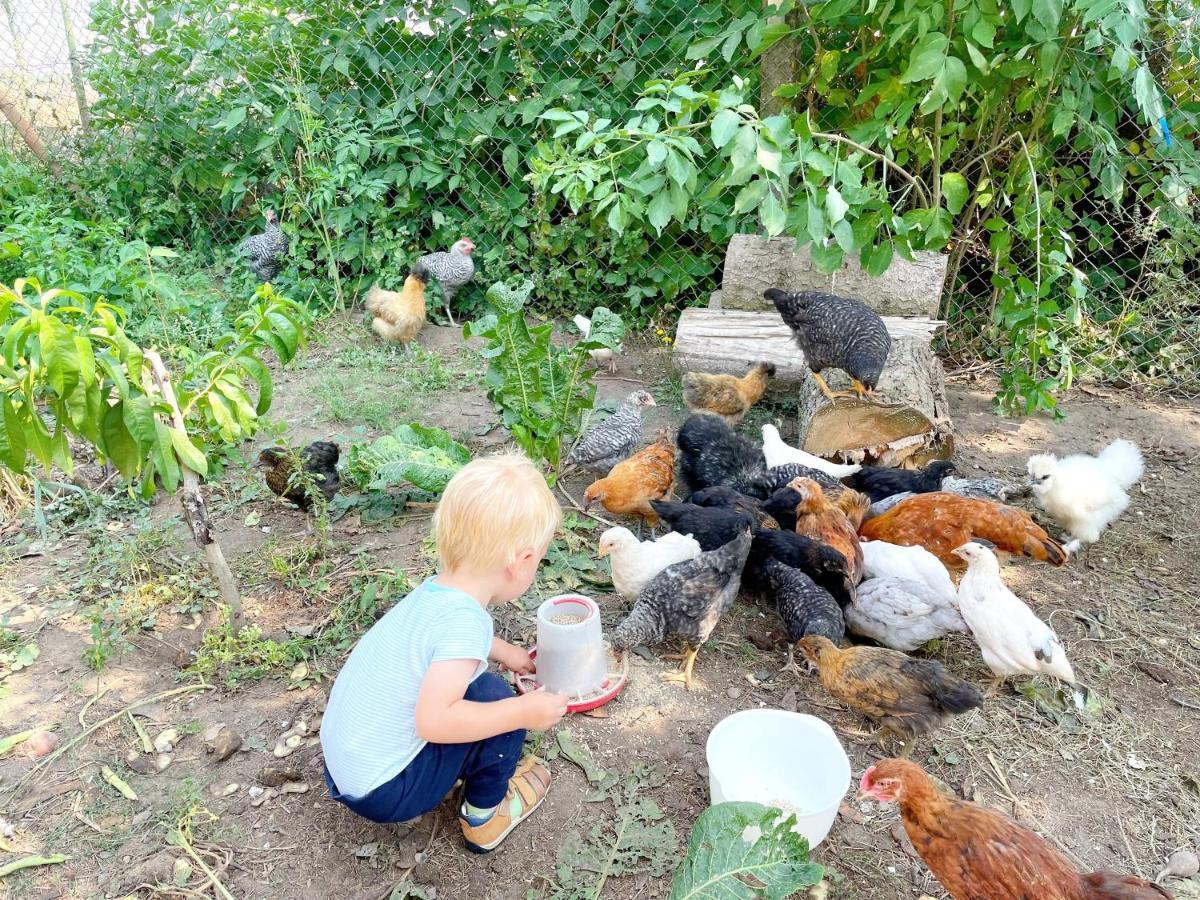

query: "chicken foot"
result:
(662, 643), (701, 690)
(811, 371), (875, 402)
(779, 644), (809, 681)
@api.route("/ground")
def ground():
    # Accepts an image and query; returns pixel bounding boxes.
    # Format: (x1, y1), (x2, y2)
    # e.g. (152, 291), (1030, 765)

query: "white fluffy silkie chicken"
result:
(953, 541), (1075, 690)
(1025, 439), (1143, 556)
(597, 527), (701, 599)
(861, 540), (957, 603)
(760, 424), (861, 478)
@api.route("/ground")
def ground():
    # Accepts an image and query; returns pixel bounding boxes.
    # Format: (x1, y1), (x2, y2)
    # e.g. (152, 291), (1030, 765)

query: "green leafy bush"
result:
(464, 281), (625, 469)
(345, 423), (470, 494)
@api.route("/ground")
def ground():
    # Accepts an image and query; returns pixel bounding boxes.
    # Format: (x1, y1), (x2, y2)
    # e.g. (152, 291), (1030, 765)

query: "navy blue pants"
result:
(324, 672), (525, 824)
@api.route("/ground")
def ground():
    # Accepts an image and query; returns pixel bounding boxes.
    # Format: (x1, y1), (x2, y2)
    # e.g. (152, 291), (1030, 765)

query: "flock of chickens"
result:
(241, 211), (1168, 897)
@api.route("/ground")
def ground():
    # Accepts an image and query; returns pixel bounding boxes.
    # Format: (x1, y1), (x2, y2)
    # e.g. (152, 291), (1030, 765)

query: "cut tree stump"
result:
(674, 232), (955, 467)
(713, 234), (947, 317)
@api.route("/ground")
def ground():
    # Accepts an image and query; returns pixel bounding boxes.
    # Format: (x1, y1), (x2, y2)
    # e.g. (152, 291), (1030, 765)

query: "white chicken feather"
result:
(953, 541), (1075, 685)
(861, 540), (956, 603)
(598, 527), (701, 599)
(760, 424), (861, 478)
(1026, 438), (1143, 555)
(574, 314), (621, 374)
(845, 576), (967, 652)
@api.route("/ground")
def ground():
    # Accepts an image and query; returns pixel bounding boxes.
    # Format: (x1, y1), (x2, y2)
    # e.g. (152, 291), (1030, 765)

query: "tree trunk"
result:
(57, 0), (90, 129)
(144, 351), (243, 623)
(0, 89), (62, 177)
(759, 0), (796, 118)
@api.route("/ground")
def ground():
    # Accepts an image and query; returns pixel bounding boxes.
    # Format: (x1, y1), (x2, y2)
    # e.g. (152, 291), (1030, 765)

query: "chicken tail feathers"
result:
(365, 284), (386, 315)
(1028, 532), (1068, 566)
(1098, 439), (1144, 490)
(931, 676), (984, 715)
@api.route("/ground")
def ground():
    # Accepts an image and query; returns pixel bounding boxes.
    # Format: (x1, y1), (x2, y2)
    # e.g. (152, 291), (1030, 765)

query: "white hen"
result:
(954, 541), (1075, 687)
(1026, 438), (1143, 555)
(760, 424), (861, 478)
(598, 527), (701, 599)
(574, 313), (620, 374)
(845, 576), (967, 652)
(861, 540), (956, 603)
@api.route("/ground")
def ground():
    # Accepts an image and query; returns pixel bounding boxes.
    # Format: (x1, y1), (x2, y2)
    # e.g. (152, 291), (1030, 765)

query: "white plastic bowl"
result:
(705, 709), (851, 848)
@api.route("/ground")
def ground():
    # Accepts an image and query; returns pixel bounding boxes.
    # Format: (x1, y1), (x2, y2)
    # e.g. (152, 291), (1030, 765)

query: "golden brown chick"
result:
(860, 759), (1175, 900)
(366, 262), (428, 345)
(583, 435), (675, 530)
(797, 636), (982, 744)
(681, 362), (776, 426)
(835, 488), (871, 530)
(788, 477), (865, 584)
(859, 492), (1067, 572)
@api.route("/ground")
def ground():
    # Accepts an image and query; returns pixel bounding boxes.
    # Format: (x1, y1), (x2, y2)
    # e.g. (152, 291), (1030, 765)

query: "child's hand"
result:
(493, 640), (535, 675)
(521, 688), (568, 730)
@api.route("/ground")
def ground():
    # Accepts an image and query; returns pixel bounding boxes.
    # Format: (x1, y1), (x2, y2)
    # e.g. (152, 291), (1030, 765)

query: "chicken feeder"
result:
(512, 594), (627, 713)
(706, 710), (851, 848)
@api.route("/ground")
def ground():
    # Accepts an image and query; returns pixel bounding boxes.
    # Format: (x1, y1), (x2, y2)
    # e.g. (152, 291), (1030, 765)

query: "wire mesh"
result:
(2, 0), (1199, 398)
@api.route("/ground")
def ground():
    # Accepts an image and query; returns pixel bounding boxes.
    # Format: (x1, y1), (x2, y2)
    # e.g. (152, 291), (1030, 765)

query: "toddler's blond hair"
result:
(433, 453), (561, 573)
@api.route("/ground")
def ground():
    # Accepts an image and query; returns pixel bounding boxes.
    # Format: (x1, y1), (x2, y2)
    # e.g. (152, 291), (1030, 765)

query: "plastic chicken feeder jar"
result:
(706, 709), (851, 848)
(533, 594), (607, 697)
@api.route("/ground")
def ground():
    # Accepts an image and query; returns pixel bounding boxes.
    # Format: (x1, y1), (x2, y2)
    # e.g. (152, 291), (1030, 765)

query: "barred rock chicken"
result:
(566, 391), (655, 473)
(954, 541), (1075, 689)
(761, 424), (862, 478)
(676, 413), (766, 494)
(846, 577), (968, 652)
(865, 491), (914, 521)
(745, 528), (856, 608)
(417, 238), (475, 325)
(598, 526), (701, 599)
(686, 485), (777, 529)
(682, 362), (775, 426)
(257, 441), (340, 510)
(860, 492), (1067, 572)
(740, 462), (841, 499)
(649, 500), (753, 552)
(765, 288), (892, 400)
(860, 759), (1175, 900)
(611, 529), (752, 689)
(583, 434), (674, 532)
(761, 558), (845, 676)
(1027, 439), (1143, 556)
(798, 636), (983, 746)
(574, 313), (622, 374)
(790, 477), (866, 584)
(238, 210), (289, 282)
(942, 475), (1030, 503)
(843, 460), (957, 503)
(365, 263), (428, 346)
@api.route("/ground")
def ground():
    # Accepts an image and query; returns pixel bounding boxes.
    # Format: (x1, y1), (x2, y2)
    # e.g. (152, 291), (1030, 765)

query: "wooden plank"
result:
(718, 234), (947, 317)
(671, 308), (945, 382)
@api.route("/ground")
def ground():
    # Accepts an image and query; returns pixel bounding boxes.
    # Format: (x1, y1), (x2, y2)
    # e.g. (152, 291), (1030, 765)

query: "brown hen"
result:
(583, 435), (675, 531)
(859, 492), (1066, 571)
(788, 477), (866, 584)
(861, 759), (1174, 900)
(365, 263), (428, 345)
(682, 362), (775, 426)
(797, 636), (981, 745)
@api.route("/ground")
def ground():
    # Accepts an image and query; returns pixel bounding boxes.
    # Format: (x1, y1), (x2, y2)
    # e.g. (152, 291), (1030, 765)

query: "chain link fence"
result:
(3, 0), (1199, 398)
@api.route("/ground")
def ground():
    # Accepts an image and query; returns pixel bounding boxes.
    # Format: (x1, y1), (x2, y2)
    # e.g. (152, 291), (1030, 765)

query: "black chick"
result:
(611, 529), (753, 689)
(686, 485), (777, 529)
(842, 460), (957, 502)
(677, 413), (765, 493)
(258, 441), (340, 510)
(737, 462), (841, 499)
(761, 485), (803, 531)
(745, 528), (855, 608)
(649, 500), (753, 552)
(765, 288), (891, 401)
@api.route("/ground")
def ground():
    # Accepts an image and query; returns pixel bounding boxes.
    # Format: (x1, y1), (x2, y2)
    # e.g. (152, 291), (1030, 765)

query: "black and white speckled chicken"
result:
(257, 441), (340, 510)
(765, 288), (891, 400)
(843, 460), (958, 503)
(686, 485), (777, 529)
(611, 529), (752, 689)
(238, 210), (289, 282)
(761, 557), (845, 677)
(417, 238), (476, 325)
(745, 528), (855, 608)
(676, 413), (765, 493)
(566, 391), (656, 473)
(745, 463), (842, 501)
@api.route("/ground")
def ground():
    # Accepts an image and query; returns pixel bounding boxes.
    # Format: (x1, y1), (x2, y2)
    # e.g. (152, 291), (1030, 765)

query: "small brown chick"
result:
(798, 635), (983, 748)
(682, 362), (776, 426)
(365, 262), (429, 346)
(583, 434), (675, 533)
(258, 441), (341, 510)
(789, 477), (866, 584)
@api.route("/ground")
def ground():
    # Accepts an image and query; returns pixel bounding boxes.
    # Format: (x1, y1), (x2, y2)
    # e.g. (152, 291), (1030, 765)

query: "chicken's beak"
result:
(597, 544), (609, 558)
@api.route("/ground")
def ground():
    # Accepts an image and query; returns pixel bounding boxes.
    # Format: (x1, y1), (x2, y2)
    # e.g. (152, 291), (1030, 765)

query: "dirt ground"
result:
(2, 315), (1199, 899)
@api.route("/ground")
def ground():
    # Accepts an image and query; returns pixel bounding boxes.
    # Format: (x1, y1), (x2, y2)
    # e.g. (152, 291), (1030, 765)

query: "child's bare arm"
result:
(414, 660), (565, 742)
(490, 637), (534, 674)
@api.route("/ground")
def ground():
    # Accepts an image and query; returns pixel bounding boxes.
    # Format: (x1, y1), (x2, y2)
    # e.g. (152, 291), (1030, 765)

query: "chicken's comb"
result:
(858, 765), (877, 793)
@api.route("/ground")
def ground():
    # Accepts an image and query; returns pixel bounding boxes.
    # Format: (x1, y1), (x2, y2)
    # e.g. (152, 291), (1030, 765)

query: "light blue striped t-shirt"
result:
(320, 578), (493, 798)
